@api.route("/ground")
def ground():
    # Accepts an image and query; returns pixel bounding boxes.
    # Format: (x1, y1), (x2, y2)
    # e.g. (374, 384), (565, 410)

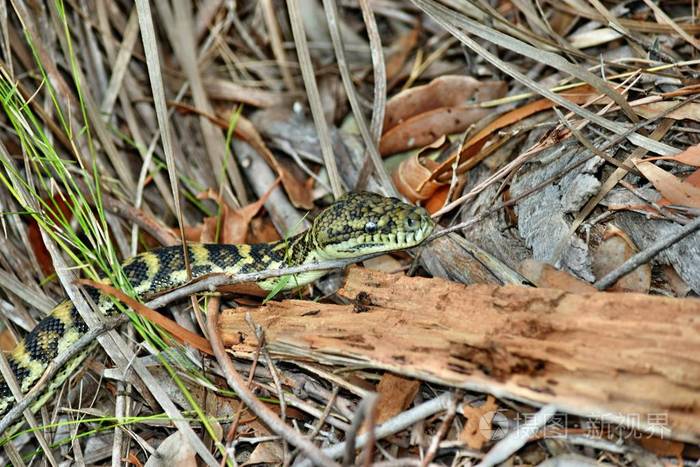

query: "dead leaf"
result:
(392, 135), (447, 202)
(363, 255), (403, 273)
(634, 160), (700, 208)
(144, 431), (196, 467)
(244, 441), (284, 466)
(423, 185), (451, 214)
(241, 418), (283, 465)
(634, 101), (700, 122)
(380, 76), (506, 155)
(383, 76), (496, 131)
(0, 329), (17, 352)
(373, 373), (420, 427)
(249, 216), (282, 244)
(460, 396), (499, 450)
(381, 107), (502, 156)
(386, 24), (420, 84)
(195, 181), (278, 244)
(568, 27), (622, 49)
(639, 436), (685, 460)
(645, 143), (700, 167)
(518, 259), (597, 294)
(592, 225), (651, 293)
(28, 194), (73, 276)
(428, 88), (600, 183)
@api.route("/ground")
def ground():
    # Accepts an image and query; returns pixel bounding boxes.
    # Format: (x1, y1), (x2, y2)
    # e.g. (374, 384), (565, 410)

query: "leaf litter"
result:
(0, 1), (699, 466)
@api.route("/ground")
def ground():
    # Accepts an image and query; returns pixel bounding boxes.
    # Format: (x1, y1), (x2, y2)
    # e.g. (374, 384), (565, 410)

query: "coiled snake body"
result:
(0, 192), (434, 427)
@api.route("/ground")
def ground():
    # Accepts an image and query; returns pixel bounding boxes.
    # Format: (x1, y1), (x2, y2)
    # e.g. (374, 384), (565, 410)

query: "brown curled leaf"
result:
(392, 135), (448, 203)
(380, 76), (506, 156)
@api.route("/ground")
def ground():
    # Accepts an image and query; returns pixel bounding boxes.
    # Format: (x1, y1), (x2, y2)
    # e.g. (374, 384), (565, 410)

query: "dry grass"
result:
(0, 0), (699, 465)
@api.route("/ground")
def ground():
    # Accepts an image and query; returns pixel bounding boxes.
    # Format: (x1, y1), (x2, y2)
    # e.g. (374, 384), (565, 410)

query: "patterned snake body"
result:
(0, 192), (434, 425)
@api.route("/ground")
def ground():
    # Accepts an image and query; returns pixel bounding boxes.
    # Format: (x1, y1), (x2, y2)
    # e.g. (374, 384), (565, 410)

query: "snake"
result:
(0, 192), (434, 431)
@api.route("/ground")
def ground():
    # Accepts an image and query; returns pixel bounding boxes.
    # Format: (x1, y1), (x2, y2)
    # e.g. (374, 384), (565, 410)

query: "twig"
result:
(245, 313), (289, 463)
(297, 392), (453, 467)
(0, 354), (57, 466)
(476, 405), (557, 467)
(594, 215), (700, 290)
(260, 0), (296, 92)
(421, 392), (459, 466)
(307, 385), (340, 441)
(205, 296), (340, 466)
(342, 393), (378, 467)
(221, 298), (267, 465)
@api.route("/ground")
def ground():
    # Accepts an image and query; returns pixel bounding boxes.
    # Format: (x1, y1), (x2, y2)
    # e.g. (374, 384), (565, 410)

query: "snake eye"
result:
(364, 221), (378, 234)
(404, 217), (416, 230)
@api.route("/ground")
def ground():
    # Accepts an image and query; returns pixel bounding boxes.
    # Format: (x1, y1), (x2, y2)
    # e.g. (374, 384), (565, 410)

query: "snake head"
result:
(311, 192), (435, 259)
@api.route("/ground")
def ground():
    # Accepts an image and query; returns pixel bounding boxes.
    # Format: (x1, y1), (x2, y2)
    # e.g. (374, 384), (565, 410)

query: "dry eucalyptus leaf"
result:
(518, 259), (596, 293)
(392, 135), (448, 202)
(568, 27), (622, 49)
(144, 432), (196, 467)
(380, 76), (506, 155)
(592, 225), (651, 293)
(193, 183), (278, 244)
(634, 101), (700, 122)
(645, 143), (700, 167)
(634, 160), (700, 208)
(244, 440), (284, 466)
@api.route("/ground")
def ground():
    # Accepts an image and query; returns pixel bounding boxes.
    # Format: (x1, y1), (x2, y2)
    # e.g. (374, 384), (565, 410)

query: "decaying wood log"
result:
(219, 267), (700, 442)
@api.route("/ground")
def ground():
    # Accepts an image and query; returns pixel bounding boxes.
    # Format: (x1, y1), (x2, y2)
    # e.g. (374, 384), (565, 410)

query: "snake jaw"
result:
(316, 203), (434, 259)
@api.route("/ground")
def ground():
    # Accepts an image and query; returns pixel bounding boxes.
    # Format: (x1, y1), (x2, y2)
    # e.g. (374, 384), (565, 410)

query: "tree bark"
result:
(219, 267), (700, 442)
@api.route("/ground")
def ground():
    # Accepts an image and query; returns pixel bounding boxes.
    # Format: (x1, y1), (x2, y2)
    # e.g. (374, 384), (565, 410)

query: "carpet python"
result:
(0, 192), (434, 429)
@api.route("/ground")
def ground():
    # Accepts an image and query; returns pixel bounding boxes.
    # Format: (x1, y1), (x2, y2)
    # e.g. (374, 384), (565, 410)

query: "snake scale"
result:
(0, 192), (434, 428)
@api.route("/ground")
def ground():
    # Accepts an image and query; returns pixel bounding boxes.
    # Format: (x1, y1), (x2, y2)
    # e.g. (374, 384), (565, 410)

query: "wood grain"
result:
(219, 267), (700, 442)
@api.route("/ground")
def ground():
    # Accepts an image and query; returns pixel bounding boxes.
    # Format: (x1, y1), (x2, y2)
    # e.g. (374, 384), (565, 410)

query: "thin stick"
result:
(421, 392), (459, 466)
(205, 298), (340, 466)
(594, 215), (700, 290)
(297, 392), (453, 467)
(246, 313), (289, 463)
(476, 405), (557, 467)
(342, 394), (378, 466)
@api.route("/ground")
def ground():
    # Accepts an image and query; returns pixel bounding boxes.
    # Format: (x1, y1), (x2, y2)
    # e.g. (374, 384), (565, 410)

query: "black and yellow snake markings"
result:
(0, 192), (434, 424)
